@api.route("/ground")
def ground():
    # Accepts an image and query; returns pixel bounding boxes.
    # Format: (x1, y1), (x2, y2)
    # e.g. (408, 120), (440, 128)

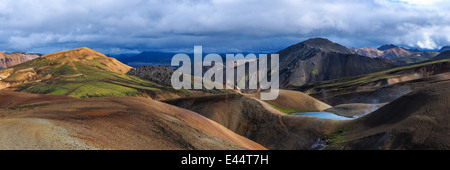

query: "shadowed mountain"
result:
(0, 47), (191, 99)
(277, 38), (394, 87)
(377, 44), (398, 51)
(440, 46), (450, 52)
(395, 52), (439, 64)
(433, 50), (450, 60)
(0, 52), (41, 69)
(325, 80), (450, 150)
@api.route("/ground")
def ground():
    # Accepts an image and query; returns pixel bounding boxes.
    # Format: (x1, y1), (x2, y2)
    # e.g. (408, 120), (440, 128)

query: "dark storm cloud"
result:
(0, 0), (449, 54)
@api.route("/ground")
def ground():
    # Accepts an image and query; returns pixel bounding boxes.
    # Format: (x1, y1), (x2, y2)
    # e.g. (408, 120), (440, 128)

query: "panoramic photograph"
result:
(0, 0), (449, 161)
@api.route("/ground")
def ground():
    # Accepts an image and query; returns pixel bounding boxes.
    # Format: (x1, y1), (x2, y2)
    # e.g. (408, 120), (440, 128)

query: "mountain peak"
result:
(297, 38), (354, 54)
(378, 44), (398, 51)
(41, 47), (119, 66)
(75, 47), (98, 52)
(37, 47), (131, 74)
(302, 38), (333, 45)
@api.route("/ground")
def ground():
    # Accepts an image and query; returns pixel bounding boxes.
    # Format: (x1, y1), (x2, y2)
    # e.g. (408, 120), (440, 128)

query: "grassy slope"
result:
(2, 52), (184, 99)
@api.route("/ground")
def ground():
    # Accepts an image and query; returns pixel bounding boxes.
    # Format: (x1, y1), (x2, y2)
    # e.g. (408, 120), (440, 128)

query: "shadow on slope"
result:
(326, 81), (450, 150)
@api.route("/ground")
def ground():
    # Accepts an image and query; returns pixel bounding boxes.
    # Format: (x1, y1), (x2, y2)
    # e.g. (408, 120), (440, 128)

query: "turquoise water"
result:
(293, 112), (354, 120)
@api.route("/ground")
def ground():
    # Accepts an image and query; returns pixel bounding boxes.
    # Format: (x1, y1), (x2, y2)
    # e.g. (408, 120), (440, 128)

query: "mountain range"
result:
(0, 38), (449, 150)
(350, 45), (439, 64)
(116, 51), (177, 67)
(117, 38), (445, 88)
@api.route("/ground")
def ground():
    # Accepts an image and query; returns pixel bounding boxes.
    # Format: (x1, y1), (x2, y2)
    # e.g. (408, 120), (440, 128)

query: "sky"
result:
(0, 0), (449, 54)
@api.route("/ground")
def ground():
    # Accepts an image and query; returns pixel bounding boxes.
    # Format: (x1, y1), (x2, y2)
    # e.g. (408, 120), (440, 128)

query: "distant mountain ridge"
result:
(378, 44), (398, 51)
(116, 51), (267, 68)
(440, 46), (450, 52)
(352, 46), (414, 59)
(377, 44), (420, 52)
(117, 51), (177, 67)
(350, 47), (384, 58)
(351, 45), (439, 64)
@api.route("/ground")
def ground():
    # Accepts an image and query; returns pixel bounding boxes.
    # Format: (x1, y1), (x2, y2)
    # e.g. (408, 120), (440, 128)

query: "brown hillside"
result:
(351, 47), (384, 58)
(0, 92), (265, 150)
(245, 90), (331, 112)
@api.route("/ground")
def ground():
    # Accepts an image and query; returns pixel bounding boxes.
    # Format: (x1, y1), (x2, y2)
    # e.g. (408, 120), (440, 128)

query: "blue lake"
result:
(293, 112), (354, 120)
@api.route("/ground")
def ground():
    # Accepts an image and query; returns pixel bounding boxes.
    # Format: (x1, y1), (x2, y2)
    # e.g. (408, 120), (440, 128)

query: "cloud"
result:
(0, 0), (448, 53)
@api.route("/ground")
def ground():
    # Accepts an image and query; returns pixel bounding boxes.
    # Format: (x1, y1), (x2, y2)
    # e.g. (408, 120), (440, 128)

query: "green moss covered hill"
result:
(0, 47), (191, 99)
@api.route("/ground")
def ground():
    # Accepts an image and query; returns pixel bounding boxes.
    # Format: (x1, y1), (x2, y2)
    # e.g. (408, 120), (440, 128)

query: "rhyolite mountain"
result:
(277, 38), (395, 87)
(351, 45), (438, 64)
(349, 47), (384, 58)
(0, 47), (190, 99)
(352, 46), (415, 59)
(380, 47), (414, 59)
(0, 52), (41, 69)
